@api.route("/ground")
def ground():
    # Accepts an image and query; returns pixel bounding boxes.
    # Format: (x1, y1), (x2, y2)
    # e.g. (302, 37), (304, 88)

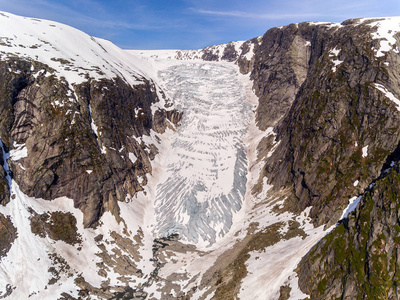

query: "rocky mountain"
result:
(0, 10), (400, 300)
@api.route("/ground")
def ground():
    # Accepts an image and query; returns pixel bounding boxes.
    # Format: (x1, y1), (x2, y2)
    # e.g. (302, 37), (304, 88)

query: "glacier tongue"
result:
(154, 62), (251, 246)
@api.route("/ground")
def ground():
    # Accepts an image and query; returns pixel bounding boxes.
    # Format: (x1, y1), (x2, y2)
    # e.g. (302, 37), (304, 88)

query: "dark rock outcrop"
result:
(298, 161), (400, 299)
(255, 19), (400, 226)
(251, 23), (313, 130)
(30, 210), (81, 245)
(0, 58), (181, 228)
(236, 37), (261, 74)
(0, 213), (16, 258)
(0, 163), (8, 206)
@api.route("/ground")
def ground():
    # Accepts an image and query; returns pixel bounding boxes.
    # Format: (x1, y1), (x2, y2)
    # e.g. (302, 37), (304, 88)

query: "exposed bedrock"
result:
(0, 58), (181, 227)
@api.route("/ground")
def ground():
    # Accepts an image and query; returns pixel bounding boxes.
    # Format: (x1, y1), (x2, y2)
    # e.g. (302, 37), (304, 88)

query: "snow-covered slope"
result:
(128, 37), (260, 66)
(0, 11), (152, 87)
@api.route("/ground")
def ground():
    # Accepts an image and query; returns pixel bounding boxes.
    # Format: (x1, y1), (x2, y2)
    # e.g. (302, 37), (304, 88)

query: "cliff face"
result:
(0, 57), (181, 228)
(251, 23), (313, 130)
(298, 161), (400, 299)
(253, 19), (400, 228)
(245, 18), (400, 299)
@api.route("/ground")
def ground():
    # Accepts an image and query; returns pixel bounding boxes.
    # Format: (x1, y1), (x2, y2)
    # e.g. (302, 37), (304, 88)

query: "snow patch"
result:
(329, 47), (343, 72)
(364, 17), (400, 57)
(243, 42), (255, 60)
(374, 83), (400, 111)
(9, 142), (28, 161)
(362, 145), (369, 158)
(0, 179), (151, 299)
(340, 195), (362, 220)
(238, 209), (327, 300)
(128, 152), (137, 164)
(88, 104), (99, 138)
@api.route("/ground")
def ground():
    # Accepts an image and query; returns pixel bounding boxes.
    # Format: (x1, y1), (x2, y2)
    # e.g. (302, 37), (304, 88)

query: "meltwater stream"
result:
(154, 62), (251, 246)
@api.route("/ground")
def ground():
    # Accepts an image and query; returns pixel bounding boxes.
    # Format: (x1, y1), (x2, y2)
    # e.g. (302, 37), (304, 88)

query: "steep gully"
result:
(120, 59), (254, 298)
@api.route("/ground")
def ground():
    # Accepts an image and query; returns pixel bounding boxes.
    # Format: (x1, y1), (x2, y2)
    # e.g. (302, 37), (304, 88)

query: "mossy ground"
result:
(299, 163), (400, 299)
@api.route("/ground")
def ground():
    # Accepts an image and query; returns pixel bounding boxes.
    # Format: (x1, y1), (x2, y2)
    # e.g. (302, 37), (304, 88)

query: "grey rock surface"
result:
(0, 58), (181, 227)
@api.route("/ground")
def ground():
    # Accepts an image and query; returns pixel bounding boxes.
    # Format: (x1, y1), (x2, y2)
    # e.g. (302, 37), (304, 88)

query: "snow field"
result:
(0, 11), (156, 90)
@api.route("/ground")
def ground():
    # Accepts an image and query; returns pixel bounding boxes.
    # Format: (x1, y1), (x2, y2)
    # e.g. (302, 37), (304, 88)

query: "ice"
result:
(152, 61), (251, 246)
(0, 139), (11, 187)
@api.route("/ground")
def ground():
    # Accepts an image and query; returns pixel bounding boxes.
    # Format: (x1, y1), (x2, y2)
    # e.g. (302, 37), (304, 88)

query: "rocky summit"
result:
(0, 10), (400, 300)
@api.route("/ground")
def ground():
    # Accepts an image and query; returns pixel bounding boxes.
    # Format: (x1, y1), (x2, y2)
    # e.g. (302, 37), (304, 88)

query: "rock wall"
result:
(253, 19), (400, 227)
(0, 57), (181, 227)
(251, 23), (313, 129)
(298, 161), (400, 299)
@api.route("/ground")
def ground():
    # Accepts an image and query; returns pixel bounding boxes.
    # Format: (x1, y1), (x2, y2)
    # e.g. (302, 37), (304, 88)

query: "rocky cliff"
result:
(0, 57), (181, 228)
(254, 18), (400, 227)
(298, 161), (400, 299)
(0, 12), (182, 229)
(251, 17), (400, 299)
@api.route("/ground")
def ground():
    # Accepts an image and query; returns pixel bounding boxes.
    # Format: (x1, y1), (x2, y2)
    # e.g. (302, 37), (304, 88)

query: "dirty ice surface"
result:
(152, 61), (251, 247)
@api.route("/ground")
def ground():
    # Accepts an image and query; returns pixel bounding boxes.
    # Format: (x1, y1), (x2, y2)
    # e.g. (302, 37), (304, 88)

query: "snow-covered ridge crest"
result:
(357, 17), (400, 57)
(128, 37), (261, 63)
(0, 11), (153, 87)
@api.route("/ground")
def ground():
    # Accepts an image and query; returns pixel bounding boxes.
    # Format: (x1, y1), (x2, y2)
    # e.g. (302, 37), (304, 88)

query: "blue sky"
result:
(0, 0), (399, 50)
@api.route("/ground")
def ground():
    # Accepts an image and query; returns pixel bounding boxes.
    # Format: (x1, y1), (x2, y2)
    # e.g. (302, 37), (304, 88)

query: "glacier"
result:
(152, 61), (251, 246)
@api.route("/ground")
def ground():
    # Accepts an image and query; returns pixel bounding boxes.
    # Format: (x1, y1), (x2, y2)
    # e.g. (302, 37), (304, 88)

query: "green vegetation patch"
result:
(299, 163), (400, 299)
